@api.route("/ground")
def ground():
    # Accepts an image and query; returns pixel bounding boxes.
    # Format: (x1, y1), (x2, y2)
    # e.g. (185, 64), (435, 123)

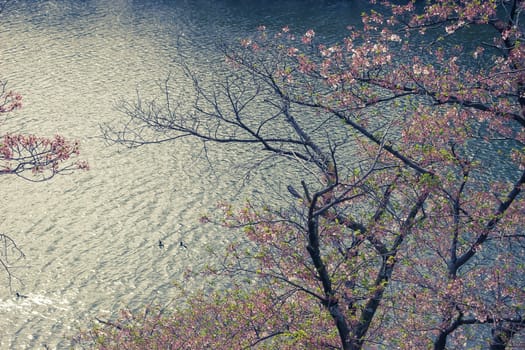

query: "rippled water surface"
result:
(0, 1), (361, 348)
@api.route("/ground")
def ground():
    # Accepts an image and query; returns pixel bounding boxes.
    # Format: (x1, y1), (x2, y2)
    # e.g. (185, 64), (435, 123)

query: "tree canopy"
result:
(86, 1), (525, 349)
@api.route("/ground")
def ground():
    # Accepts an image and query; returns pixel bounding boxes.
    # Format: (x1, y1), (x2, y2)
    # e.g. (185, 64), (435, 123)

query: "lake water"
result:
(0, 0), (362, 348)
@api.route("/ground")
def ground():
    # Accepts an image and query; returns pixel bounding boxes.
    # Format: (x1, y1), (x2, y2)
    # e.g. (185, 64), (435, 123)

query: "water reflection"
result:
(0, 0), (363, 348)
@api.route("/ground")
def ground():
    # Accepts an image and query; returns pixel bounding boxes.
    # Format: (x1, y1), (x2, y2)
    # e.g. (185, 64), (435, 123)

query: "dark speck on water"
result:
(16, 292), (28, 299)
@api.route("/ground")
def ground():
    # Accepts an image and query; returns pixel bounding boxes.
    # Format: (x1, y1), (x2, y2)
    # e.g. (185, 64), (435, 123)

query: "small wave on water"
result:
(0, 292), (70, 312)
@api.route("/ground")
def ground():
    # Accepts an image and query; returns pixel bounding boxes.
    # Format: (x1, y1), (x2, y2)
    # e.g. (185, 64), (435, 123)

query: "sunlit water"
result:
(0, 1), (361, 348)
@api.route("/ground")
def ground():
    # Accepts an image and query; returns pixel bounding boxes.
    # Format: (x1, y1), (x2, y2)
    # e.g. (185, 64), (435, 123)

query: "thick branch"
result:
(453, 169), (525, 273)
(306, 192), (352, 350)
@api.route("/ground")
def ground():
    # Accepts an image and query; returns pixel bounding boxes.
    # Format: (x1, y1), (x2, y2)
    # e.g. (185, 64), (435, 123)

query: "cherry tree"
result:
(91, 0), (525, 349)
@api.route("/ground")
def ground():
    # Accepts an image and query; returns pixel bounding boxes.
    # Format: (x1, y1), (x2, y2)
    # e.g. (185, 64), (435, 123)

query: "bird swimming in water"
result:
(16, 292), (28, 299)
